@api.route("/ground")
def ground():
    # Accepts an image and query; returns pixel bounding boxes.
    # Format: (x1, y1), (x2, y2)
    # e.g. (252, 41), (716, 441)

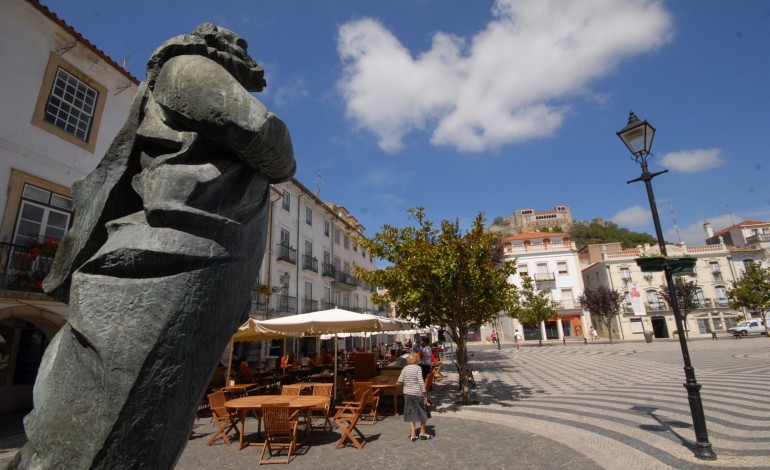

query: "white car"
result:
(728, 319), (767, 336)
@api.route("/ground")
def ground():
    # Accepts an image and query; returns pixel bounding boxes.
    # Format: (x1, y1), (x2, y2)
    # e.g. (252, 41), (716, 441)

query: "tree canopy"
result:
(659, 277), (699, 338)
(578, 286), (624, 343)
(355, 208), (519, 404)
(509, 276), (558, 345)
(728, 263), (770, 336)
(569, 221), (659, 249)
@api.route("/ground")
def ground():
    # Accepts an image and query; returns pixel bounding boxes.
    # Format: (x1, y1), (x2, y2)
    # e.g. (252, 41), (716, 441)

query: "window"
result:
(343, 235), (350, 250)
(304, 282), (313, 299)
(305, 207), (312, 225)
(646, 290), (660, 309)
(33, 53), (107, 152)
(304, 240), (313, 257)
(13, 184), (72, 247)
(324, 251), (331, 265)
(709, 262), (722, 281)
(557, 260), (568, 275)
(282, 189), (290, 211)
(630, 318), (644, 333)
(353, 244), (358, 252)
(324, 220), (330, 237)
(334, 228), (341, 245)
(694, 287), (706, 307)
(560, 289), (574, 308)
(715, 286), (728, 307)
(518, 264), (529, 277)
(280, 229), (290, 246)
(620, 267), (631, 280)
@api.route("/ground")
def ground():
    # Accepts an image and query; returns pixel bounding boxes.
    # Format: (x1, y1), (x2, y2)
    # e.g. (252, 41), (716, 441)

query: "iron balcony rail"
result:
(0, 241), (57, 292)
(277, 243), (297, 264)
(322, 263), (335, 278)
(303, 298), (319, 312)
(276, 295), (297, 312)
(302, 255), (318, 272)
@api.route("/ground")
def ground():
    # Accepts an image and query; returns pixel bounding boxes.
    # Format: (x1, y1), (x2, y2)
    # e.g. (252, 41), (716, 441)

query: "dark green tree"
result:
(578, 286), (624, 344)
(355, 208), (519, 405)
(659, 277), (699, 339)
(569, 221), (659, 249)
(510, 276), (558, 346)
(728, 263), (770, 337)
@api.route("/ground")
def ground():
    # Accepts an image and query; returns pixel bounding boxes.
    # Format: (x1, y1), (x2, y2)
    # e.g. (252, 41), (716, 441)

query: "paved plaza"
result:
(2, 336), (769, 469)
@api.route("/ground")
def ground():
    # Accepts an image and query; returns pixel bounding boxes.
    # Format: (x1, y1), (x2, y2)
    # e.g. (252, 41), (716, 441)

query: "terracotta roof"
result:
(30, 0), (139, 85)
(711, 220), (769, 238)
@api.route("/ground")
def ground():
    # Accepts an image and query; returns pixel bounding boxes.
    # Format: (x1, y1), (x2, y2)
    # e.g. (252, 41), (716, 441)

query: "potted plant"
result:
(668, 256), (697, 276)
(635, 256), (667, 272)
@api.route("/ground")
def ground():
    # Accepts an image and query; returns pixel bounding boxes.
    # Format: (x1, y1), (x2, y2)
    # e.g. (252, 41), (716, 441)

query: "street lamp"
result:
(617, 111), (717, 460)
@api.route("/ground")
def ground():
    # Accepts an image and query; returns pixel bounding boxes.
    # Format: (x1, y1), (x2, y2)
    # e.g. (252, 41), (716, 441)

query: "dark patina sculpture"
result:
(11, 24), (295, 469)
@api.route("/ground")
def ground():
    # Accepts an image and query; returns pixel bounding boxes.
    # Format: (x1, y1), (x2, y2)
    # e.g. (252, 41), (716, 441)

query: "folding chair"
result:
(333, 400), (366, 449)
(309, 384), (333, 431)
(280, 387), (301, 396)
(207, 391), (238, 446)
(259, 403), (299, 465)
(348, 382), (379, 425)
(432, 361), (445, 382)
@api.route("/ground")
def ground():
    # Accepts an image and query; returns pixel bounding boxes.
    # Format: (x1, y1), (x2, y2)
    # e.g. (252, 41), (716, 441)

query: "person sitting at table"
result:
(320, 348), (334, 366)
(280, 351), (296, 372)
(235, 361), (255, 384)
(300, 354), (311, 367)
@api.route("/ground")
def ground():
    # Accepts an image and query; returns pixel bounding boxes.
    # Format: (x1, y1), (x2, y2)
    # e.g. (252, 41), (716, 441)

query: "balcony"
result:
(534, 272), (555, 282)
(302, 298), (319, 312)
(1, 241), (58, 293)
(277, 243), (297, 264)
(302, 255), (318, 273)
(276, 295), (297, 313)
(746, 233), (770, 244)
(555, 300), (581, 310)
(322, 301), (335, 310)
(322, 263), (335, 278)
(334, 270), (359, 288)
(711, 270), (723, 281)
(250, 292), (270, 311)
(714, 298), (730, 308)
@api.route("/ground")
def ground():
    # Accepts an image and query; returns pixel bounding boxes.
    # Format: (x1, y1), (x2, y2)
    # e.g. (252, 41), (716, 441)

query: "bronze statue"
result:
(11, 23), (295, 469)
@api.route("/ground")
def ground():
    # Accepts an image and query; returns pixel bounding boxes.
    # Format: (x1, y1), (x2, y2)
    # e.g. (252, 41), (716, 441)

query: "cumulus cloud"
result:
(670, 214), (741, 245)
(611, 206), (651, 227)
(658, 149), (725, 173)
(337, 0), (673, 153)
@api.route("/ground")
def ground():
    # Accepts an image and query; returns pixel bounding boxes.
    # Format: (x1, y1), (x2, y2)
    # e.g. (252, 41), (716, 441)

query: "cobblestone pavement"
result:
(2, 337), (769, 469)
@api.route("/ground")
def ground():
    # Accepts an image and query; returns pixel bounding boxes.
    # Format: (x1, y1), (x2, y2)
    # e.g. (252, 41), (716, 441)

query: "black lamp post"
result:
(617, 111), (717, 460)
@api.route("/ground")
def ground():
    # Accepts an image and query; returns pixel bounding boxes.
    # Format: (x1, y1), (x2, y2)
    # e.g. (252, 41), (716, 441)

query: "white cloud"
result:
(670, 214), (741, 245)
(658, 149), (725, 173)
(611, 206), (651, 227)
(337, 0), (673, 153)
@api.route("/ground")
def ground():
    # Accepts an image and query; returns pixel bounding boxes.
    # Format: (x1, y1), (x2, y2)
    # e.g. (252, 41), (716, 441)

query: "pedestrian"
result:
(419, 338), (432, 379)
(490, 330), (498, 345)
(590, 326), (598, 342)
(514, 329), (524, 350)
(398, 352), (432, 441)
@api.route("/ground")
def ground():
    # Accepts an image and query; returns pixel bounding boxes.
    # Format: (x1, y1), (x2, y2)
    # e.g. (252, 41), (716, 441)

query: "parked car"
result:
(728, 319), (767, 336)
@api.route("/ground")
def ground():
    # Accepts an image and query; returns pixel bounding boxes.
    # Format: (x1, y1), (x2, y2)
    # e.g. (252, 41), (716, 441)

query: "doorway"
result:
(651, 316), (669, 338)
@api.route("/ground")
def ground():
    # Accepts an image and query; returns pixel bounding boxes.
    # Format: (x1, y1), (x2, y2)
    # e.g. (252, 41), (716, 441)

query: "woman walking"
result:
(398, 352), (432, 441)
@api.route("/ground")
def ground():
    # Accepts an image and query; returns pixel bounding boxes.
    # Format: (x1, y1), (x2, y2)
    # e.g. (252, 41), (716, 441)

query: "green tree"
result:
(659, 277), (699, 339)
(569, 221), (659, 249)
(728, 263), (770, 337)
(510, 276), (558, 346)
(355, 208), (519, 405)
(578, 286), (624, 344)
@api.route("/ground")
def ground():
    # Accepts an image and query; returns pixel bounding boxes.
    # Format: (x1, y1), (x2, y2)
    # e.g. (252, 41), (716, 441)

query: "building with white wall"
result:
(0, 0), (139, 413)
(581, 242), (744, 340)
(494, 232), (590, 342)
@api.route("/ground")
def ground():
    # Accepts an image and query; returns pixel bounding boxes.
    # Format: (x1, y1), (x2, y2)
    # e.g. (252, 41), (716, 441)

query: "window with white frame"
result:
(709, 261), (722, 281)
(280, 228), (290, 246)
(43, 68), (98, 142)
(518, 264), (529, 277)
(282, 189), (291, 211)
(620, 267), (631, 280)
(305, 206), (312, 225)
(13, 184), (72, 247)
(560, 288), (574, 308)
(557, 260), (568, 275)
(343, 235), (350, 250)
(715, 286), (728, 307)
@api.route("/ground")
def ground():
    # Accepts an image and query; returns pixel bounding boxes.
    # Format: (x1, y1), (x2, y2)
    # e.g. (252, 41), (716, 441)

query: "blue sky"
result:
(43, 0), (769, 247)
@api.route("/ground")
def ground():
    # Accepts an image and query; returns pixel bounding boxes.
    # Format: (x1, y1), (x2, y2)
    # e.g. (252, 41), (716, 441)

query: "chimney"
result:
(703, 221), (714, 238)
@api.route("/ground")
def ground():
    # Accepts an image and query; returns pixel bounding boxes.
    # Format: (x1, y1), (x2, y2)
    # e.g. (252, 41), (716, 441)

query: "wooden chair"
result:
(333, 400), (366, 449)
(207, 391), (238, 446)
(309, 384), (333, 431)
(280, 387), (301, 396)
(432, 361), (445, 382)
(424, 371), (435, 393)
(348, 382), (379, 425)
(259, 403), (299, 465)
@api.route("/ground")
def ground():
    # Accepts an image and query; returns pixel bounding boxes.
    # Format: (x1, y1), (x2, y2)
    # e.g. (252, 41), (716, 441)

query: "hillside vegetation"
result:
(569, 221), (659, 249)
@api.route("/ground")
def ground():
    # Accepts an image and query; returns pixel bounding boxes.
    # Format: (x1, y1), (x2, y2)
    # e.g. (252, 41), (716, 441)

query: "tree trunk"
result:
(455, 327), (472, 405)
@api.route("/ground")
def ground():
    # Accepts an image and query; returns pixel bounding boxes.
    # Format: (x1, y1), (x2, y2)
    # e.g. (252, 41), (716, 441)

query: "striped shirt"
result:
(397, 364), (426, 396)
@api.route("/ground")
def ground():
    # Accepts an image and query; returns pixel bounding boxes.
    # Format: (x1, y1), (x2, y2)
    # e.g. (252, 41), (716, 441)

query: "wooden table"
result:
(219, 383), (258, 397)
(370, 376), (402, 416)
(225, 395), (330, 450)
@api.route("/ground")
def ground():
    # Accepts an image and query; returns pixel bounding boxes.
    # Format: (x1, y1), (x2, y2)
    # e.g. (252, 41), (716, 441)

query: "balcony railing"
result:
(251, 292), (270, 311)
(334, 270), (359, 287)
(714, 298), (730, 308)
(746, 233), (770, 244)
(1, 241), (57, 293)
(277, 243), (297, 264)
(322, 263), (335, 278)
(303, 298), (319, 312)
(302, 255), (318, 272)
(276, 295), (297, 313)
(555, 300), (581, 310)
(534, 272), (555, 282)
(322, 301), (335, 310)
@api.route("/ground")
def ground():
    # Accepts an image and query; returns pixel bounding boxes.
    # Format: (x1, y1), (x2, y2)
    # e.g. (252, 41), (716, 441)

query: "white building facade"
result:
(0, 0), (139, 413)
(581, 242), (745, 341)
(494, 232), (591, 342)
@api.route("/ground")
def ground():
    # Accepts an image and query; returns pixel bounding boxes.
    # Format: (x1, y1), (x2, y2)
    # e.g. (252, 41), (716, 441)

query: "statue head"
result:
(146, 23), (266, 92)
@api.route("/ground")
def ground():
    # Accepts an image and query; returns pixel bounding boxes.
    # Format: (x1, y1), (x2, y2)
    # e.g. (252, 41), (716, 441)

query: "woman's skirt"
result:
(403, 394), (431, 422)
